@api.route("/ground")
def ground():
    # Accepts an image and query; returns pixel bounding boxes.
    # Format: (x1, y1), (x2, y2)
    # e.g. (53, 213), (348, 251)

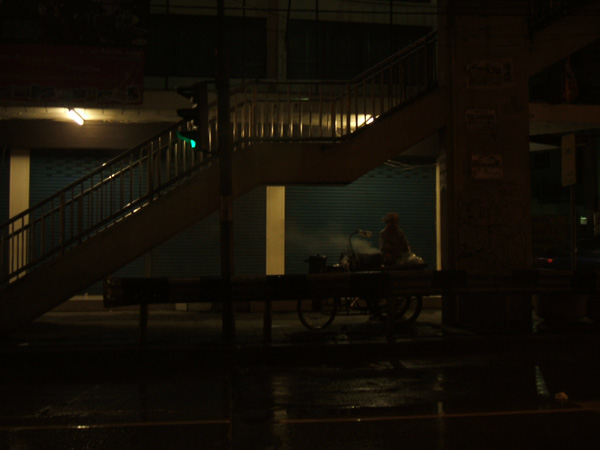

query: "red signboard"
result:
(0, 44), (145, 105)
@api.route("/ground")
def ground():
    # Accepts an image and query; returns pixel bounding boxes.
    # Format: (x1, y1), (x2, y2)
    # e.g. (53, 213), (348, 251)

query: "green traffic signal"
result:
(177, 131), (211, 153)
(176, 83), (208, 151)
(177, 131), (197, 148)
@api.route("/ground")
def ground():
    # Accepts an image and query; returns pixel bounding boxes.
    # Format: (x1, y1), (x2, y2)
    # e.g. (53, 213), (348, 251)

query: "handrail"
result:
(1, 122), (217, 285)
(6, 123), (179, 224)
(230, 31), (437, 148)
(349, 32), (436, 84)
(0, 31), (438, 287)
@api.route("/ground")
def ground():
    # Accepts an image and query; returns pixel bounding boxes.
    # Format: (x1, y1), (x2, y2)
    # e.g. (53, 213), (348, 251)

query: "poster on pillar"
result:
(466, 59), (514, 89)
(471, 154), (503, 180)
(466, 109), (496, 132)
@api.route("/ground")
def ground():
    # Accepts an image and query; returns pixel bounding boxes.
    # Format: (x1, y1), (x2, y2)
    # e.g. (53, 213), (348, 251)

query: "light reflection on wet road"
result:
(1, 311), (599, 449)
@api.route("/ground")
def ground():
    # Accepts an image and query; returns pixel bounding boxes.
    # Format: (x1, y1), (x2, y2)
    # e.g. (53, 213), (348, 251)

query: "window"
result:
(145, 14), (267, 78)
(286, 19), (431, 80)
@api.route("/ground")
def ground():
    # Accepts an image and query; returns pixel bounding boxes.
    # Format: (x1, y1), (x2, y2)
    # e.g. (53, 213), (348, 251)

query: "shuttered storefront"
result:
(148, 186), (266, 278)
(29, 150), (144, 294)
(29, 151), (267, 293)
(285, 161), (437, 274)
(27, 151), (435, 292)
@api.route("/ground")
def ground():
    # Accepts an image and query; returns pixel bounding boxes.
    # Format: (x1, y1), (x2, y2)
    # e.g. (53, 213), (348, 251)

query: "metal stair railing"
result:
(0, 31), (438, 288)
(230, 31), (437, 149)
(0, 122), (216, 287)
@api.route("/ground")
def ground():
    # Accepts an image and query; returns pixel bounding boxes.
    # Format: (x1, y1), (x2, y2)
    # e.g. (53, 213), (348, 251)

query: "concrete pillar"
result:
(260, 185), (285, 340)
(9, 149), (30, 278)
(9, 149), (30, 218)
(438, 1), (533, 331)
(266, 185), (286, 276)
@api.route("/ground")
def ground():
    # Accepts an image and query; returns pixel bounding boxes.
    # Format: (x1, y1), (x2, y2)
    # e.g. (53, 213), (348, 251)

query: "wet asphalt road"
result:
(1, 310), (600, 449)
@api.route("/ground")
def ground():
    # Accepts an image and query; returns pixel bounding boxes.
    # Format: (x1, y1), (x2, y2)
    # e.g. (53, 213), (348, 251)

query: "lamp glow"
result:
(67, 108), (86, 126)
(356, 115), (375, 128)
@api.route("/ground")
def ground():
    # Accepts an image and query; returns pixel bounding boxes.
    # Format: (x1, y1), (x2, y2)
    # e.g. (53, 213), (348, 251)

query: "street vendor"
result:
(379, 212), (410, 267)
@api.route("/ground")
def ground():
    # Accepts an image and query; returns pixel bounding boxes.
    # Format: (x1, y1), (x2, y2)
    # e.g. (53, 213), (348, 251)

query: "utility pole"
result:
(217, 0), (235, 342)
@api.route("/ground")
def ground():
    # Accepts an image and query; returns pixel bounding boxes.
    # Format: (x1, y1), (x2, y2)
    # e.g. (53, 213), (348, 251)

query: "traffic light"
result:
(176, 130), (202, 149)
(176, 82), (208, 151)
(176, 84), (201, 125)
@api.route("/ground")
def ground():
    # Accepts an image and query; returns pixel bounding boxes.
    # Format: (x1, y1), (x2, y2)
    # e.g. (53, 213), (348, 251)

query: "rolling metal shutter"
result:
(28, 149), (435, 290)
(285, 162), (436, 274)
(149, 186), (266, 278)
(29, 151), (267, 292)
(29, 150), (145, 294)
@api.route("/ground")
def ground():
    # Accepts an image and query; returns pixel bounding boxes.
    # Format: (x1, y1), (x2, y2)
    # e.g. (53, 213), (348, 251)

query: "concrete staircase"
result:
(0, 86), (449, 333)
(2, 0), (600, 333)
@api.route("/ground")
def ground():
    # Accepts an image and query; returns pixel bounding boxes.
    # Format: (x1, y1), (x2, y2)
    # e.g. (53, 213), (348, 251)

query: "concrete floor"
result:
(1, 308), (599, 449)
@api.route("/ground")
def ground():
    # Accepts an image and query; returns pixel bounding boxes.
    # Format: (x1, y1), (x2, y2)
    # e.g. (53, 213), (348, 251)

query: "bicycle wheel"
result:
(394, 295), (423, 323)
(297, 298), (337, 330)
(374, 296), (423, 324)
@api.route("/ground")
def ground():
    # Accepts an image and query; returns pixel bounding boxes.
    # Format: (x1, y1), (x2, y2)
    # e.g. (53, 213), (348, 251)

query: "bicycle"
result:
(297, 230), (424, 330)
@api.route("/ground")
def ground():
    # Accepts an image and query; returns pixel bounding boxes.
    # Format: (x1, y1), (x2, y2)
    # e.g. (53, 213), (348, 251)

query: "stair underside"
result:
(0, 88), (449, 334)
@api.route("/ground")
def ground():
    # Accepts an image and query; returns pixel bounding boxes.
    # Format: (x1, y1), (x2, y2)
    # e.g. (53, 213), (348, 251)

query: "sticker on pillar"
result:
(466, 109), (496, 132)
(466, 59), (514, 89)
(471, 154), (503, 180)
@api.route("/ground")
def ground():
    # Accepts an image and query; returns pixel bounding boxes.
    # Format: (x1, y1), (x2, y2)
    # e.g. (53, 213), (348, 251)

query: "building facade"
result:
(1, 0), (600, 329)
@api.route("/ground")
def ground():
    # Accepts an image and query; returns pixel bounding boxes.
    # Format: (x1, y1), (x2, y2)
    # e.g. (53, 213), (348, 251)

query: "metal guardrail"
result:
(1, 31), (438, 288)
(103, 269), (600, 307)
(230, 32), (437, 148)
(0, 123), (212, 286)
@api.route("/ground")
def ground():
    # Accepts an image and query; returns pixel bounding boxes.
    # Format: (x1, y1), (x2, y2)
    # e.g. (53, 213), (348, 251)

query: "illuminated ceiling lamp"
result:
(67, 108), (87, 126)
